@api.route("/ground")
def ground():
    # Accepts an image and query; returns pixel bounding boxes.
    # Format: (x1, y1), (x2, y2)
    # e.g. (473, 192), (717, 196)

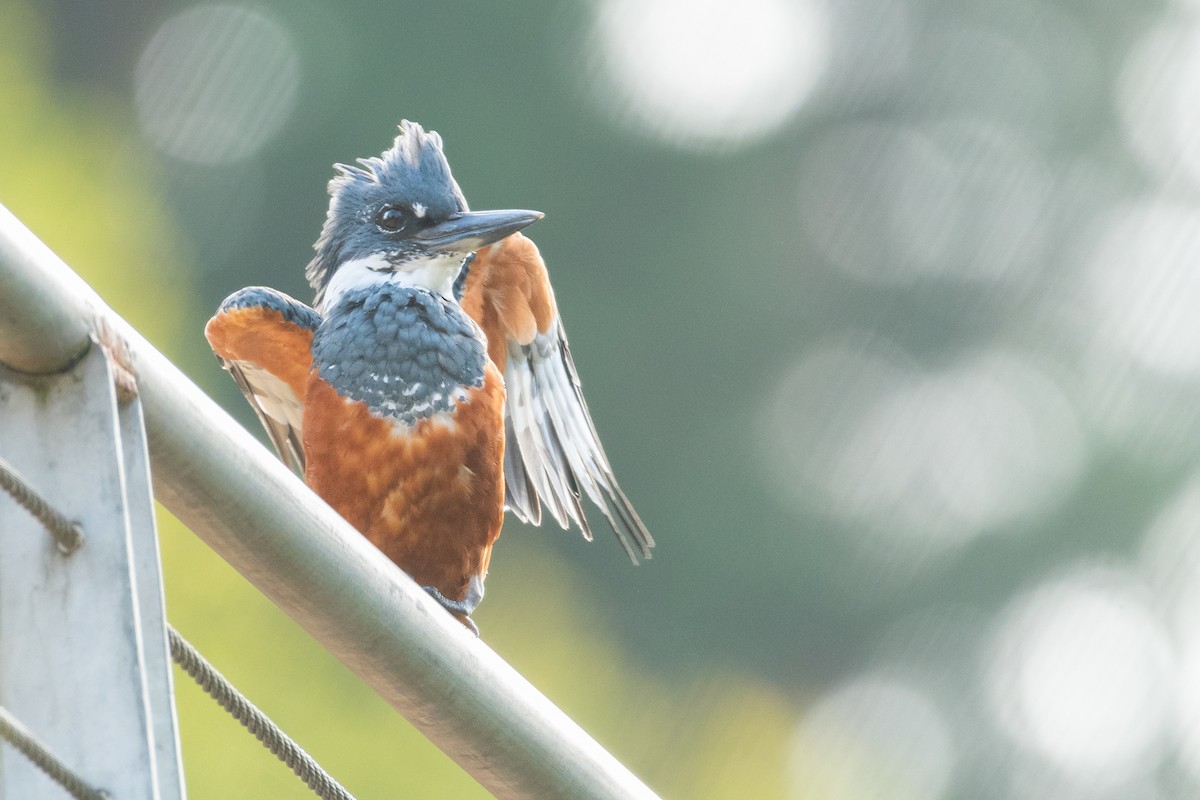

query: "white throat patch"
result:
(321, 251), (464, 311)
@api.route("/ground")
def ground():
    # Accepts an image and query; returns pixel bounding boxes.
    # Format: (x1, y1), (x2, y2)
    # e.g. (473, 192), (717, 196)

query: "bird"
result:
(205, 121), (653, 633)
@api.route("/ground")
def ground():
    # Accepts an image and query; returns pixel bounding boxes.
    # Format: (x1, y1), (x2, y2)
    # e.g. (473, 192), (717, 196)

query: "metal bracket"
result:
(0, 344), (185, 799)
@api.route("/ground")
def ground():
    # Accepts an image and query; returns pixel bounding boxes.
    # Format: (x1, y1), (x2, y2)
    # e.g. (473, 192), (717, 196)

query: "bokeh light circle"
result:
(984, 568), (1174, 783)
(923, 121), (1050, 282)
(798, 121), (1049, 284)
(1175, 638), (1200, 785)
(789, 676), (954, 800)
(761, 340), (1083, 562)
(1140, 475), (1200, 636)
(798, 122), (960, 283)
(588, 0), (829, 150)
(912, 19), (1056, 134)
(817, 0), (911, 107)
(1119, 17), (1200, 189)
(135, 5), (300, 164)
(1140, 476), (1200, 786)
(1085, 199), (1200, 377)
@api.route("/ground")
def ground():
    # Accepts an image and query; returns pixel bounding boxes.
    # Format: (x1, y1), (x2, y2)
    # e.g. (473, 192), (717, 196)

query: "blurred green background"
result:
(5, 0), (1200, 796)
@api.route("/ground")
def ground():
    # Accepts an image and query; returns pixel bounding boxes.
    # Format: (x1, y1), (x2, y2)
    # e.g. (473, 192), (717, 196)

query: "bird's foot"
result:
(422, 577), (484, 637)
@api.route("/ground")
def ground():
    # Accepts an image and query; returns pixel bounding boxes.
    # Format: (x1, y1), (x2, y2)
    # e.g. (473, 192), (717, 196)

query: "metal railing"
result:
(0, 204), (659, 800)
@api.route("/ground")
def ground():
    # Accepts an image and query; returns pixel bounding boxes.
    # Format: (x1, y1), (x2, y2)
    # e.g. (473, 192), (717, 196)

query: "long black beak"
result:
(416, 209), (543, 252)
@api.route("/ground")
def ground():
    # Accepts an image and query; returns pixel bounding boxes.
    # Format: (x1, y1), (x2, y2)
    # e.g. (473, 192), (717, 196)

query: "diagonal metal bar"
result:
(0, 204), (659, 800)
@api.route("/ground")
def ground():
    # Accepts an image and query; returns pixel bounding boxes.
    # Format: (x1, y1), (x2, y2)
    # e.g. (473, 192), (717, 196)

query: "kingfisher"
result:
(205, 121), (653, 633)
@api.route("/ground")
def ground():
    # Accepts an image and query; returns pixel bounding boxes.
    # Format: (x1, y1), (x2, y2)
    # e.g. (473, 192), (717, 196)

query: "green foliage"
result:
(0, 2), (191, 353)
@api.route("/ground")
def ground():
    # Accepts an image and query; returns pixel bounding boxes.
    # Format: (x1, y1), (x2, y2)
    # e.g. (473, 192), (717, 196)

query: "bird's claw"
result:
(422, 581), (483, 636)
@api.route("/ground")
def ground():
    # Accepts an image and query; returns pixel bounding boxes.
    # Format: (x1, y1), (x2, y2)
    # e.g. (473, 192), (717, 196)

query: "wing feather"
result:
(205, 287), (320, 477)
(463, 234), (655, 562)
(504, 338), (574, 526)
(502, 415), (540, 525)
(224, 357), (306, 474)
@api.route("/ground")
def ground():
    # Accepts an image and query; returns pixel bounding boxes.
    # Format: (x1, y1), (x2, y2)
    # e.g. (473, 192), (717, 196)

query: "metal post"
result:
(0, 344), (186, 800)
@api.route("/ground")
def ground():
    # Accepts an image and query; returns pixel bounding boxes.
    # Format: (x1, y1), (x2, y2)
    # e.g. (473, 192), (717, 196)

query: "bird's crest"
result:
(306, 121), (468, 304)
(332, 120), (462, 197)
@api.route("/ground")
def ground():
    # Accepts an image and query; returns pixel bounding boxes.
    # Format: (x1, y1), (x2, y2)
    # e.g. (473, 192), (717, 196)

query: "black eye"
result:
(376, 205), (411, 233)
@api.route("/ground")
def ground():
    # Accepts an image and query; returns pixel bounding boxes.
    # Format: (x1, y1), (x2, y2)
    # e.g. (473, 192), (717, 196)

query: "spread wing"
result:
(204, 287), (321, 475)
(460, 233), (654, 563)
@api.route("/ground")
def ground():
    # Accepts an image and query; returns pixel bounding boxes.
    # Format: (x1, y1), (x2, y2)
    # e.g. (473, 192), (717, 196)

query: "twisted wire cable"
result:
(168, 627), (357, 800)
(0, 455), (84, 553)
(0, 705), (110, 800)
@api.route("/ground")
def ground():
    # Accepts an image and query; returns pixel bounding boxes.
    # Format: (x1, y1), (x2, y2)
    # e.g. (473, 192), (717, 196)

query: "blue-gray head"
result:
(306, 120), (542, 310)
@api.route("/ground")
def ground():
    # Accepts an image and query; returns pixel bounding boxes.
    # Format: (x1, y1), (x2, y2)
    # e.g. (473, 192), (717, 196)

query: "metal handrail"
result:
(0, 204), (659, 800)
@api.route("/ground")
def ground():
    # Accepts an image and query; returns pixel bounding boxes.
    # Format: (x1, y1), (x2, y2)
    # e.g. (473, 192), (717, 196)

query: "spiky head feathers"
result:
(306, 121), (469, 302)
